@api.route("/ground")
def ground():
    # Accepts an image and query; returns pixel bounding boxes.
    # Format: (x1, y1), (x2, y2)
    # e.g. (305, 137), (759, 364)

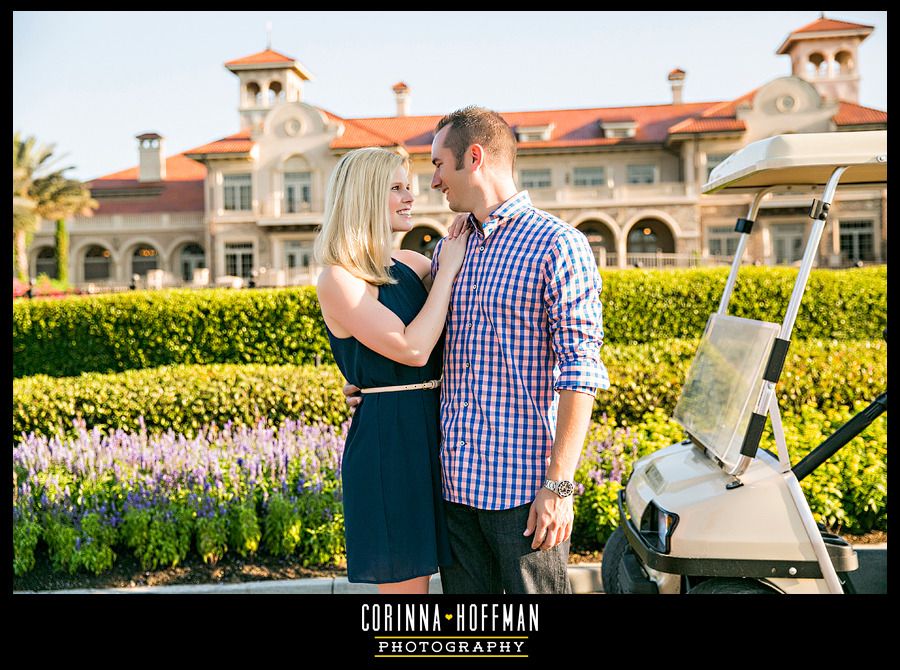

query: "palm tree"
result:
(13, 132), (97, 282)
(13, 132), (54, 281)
(29, 171), (97, 284)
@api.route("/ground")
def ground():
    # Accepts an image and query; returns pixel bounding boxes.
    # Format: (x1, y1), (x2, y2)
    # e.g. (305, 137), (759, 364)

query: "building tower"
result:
(224, 48), (316, 131)
(776, 14), (874, 104)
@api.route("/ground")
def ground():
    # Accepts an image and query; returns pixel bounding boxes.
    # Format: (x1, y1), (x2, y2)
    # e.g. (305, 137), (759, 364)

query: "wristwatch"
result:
(543, 479), (575, 498)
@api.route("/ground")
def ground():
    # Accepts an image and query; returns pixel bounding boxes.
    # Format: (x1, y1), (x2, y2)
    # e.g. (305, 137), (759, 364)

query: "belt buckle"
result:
(423, 380), (436, 389)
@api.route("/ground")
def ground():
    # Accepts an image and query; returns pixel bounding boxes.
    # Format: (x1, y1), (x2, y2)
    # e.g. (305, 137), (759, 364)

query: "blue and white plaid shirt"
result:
(431, 191), (609, 510)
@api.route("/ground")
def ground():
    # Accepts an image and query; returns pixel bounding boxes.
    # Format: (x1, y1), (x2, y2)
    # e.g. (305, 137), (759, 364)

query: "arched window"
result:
(246, 82), (261, 106)
(84, 245), (112, 280)
(807, 52), (826, 77)
(627, 220), (675, 254)
(269, 81), (284, 103)
(576, 221), (616, 266)
(132, 245), (159, 277)
(36, 247), (58, 279)
(180, 243), (206, 282)
(835, 51), (853, 75)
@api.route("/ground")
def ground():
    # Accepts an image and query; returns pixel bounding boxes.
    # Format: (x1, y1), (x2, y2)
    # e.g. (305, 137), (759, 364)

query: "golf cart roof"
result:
(703, 130), (886, 194)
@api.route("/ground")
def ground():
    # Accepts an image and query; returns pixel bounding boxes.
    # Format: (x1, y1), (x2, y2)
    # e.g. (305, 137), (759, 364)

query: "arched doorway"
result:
(35, 247), (58, 279)
(627, 219), (675, 253)
(401, 226), (442, 259)
(84, 245), (112, 281)
(179, 243), (206, 282)
(576, 220), (615, 267)
(132, 244), (160, 277)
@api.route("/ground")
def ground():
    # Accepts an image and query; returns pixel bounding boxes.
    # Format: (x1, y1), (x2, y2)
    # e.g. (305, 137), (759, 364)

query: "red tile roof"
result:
(87, 153), (206, 214)
(85, 88), (886, 216)
(668, 118), (747, 134)
(225, 49), (296, 66)
(333, 102), (720, 153)
(791, 17), (874, 34)
(777, 16), (874, 53)
(90, 152), (206, 183)
(183, 130), (254, 156)
(834, 101), (888, 126)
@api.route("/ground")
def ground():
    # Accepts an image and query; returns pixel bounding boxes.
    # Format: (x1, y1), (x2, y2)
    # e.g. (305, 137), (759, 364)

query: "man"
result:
(347, 106), (608, 593)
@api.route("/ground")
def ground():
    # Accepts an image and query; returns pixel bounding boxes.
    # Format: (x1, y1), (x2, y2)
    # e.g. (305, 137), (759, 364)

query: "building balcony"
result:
(599, 251), (734, 269)
(527, 182), (689, 206)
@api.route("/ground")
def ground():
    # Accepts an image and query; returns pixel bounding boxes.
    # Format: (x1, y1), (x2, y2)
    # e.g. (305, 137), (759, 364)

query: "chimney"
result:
(392, 81), (410, 117)
(136, 132), (166, 182)
(668, 68), (686, 105)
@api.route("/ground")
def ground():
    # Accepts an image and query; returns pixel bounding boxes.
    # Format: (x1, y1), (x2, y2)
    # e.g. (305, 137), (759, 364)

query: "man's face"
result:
(431, 125), (472, 213)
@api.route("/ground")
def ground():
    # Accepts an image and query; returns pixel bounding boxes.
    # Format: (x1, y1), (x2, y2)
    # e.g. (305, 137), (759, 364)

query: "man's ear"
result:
(469, 144), (486, 171)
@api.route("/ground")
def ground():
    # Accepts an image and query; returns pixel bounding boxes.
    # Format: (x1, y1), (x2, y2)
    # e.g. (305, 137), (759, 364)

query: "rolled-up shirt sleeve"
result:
(541, 228), (610, 395)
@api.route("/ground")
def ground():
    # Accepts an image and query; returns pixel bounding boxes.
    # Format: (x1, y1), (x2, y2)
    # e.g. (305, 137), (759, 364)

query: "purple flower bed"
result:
(13, 416), (348, 575)
(13, 409), (685, 576)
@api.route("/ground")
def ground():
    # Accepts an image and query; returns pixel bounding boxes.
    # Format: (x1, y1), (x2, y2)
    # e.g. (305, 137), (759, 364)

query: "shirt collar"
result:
(469, 190), (532, 239)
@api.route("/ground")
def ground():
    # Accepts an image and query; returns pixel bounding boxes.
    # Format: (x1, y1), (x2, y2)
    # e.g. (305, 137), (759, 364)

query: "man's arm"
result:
(524, 389), (595, 550)
(525, 228), (609, 550)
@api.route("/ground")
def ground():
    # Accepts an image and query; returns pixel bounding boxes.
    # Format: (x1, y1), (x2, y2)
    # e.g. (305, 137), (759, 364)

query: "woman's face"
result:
(388, 164), (414, 232)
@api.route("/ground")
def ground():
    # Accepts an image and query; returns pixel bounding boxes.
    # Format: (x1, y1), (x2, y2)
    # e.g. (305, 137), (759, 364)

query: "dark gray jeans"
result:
(439, 500), (571, 594)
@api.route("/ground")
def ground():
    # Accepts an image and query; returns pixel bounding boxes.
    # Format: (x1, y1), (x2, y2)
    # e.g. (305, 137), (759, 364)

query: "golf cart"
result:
(602, 130), (887, 594)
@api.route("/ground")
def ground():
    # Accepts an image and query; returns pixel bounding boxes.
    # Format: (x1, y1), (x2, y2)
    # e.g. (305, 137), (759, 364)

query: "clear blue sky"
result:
(13, 10), (887, 182)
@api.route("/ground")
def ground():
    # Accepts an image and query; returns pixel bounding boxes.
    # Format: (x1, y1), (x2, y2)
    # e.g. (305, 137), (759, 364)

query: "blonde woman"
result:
(315, 147), (470, 594)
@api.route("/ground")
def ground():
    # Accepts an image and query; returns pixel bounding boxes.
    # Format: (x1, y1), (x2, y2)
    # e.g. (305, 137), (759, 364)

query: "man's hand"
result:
(342, 383), (362, 409)
(523, 488), (574, 551)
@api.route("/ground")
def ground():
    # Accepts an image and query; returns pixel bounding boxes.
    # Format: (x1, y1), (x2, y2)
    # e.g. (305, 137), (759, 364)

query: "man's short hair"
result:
(435, 106), (517, 171)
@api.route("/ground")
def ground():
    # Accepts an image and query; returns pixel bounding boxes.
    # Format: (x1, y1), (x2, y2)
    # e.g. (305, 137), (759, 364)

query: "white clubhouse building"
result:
(28, 15), (887, 289)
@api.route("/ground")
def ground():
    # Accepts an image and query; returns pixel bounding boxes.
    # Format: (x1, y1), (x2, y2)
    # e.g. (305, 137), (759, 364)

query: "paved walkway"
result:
(15, 562), (605, 595)
(16, 544), (885, 595)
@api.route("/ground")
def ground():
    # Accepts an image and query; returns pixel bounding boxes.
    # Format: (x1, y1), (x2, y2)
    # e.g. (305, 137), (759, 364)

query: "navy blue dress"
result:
(325, 259), (453, 583)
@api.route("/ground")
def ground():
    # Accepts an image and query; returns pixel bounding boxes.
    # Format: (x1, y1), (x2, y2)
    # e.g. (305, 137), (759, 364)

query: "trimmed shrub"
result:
(600, 265), (885, 344)
(13, 339), (884, 440)
(14, 363), (351, 439)
(13, 266), (886, 378)
(598, 337), (886, 425)
(13, 286), (331, 378)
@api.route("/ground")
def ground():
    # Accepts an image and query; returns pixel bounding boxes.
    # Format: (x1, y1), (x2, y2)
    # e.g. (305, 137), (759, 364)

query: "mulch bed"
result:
(14, 531), (885, 592)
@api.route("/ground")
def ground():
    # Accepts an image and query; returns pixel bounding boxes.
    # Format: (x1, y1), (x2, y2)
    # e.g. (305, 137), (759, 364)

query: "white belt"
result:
(360, 378), (442, 394)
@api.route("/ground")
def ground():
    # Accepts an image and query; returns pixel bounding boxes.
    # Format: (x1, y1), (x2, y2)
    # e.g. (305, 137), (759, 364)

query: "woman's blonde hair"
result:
(314, 147), (407, 286)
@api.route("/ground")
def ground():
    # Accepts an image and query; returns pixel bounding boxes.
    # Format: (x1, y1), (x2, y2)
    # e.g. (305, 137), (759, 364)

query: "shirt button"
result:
(479, 246), (485, 251)
(459, 440), (466, 446)
(467, 322), (472, 328)
(465, 362), (470, 368)
(471, 283), (477, 290)
(463, 401), (469, 407)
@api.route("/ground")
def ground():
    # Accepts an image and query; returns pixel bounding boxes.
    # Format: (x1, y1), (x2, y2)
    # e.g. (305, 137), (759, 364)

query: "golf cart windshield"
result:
(675, 130), (886, 474)
(673, 314), (780, 470)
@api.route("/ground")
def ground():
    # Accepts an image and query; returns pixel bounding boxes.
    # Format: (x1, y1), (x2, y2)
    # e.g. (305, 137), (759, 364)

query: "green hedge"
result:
(13, 267), (886, 378)
(13, 363), (351, 439)
(599, 337), (886, 424)
(13, 287), (331, 378)
(600, 265), (885, 344)
(14, 339), (885, 440)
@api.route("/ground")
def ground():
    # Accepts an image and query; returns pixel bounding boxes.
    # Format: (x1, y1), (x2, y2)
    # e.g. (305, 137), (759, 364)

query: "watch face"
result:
(557, 480), (575, 497)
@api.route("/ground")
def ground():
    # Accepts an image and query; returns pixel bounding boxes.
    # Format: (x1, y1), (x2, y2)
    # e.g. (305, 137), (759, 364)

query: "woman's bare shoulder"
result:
(392, 249), (432, 280)
(316, 264), (367, 298)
